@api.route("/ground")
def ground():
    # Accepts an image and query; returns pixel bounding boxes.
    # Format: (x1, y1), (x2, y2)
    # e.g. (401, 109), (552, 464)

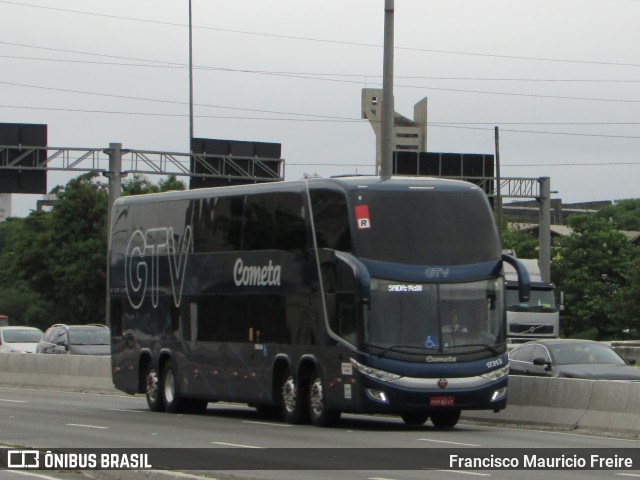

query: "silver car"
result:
(36, 324), (110, 356)
(0, 326), (44, 353)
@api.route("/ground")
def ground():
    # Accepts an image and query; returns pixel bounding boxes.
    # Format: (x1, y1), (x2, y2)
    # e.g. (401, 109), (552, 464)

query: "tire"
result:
(145, 367), (164, 412)
(161, 358), (184, 414)
(401, 412), (429, 426)
(308, 370), (340, 427)
(280, 373), (309, 424)
(430, 410), (461, 429)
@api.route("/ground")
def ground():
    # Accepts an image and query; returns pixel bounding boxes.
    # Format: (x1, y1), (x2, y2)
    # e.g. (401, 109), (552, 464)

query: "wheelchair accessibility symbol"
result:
(424, 336), (438, 349)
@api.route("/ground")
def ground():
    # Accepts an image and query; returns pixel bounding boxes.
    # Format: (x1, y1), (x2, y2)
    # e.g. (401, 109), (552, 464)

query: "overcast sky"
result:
(2, 0), (639, 216)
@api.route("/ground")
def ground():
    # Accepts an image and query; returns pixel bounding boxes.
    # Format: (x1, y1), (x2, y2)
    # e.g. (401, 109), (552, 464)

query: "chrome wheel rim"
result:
(146, 369), (159, 403)
(309, 377), (324, 416)
(282, 376), (297, 413)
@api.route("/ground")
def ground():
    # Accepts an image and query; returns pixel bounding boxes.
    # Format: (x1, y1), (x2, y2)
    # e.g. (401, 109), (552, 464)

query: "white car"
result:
(0, 326), (44, 353)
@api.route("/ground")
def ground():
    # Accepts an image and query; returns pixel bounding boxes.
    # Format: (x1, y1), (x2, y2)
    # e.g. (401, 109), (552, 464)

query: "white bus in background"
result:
(504, 259), (561, 344)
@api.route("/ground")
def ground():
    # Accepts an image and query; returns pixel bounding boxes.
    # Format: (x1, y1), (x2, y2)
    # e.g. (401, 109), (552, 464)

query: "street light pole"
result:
(188, 0), (194, 149)
(380, 0), (394, 180)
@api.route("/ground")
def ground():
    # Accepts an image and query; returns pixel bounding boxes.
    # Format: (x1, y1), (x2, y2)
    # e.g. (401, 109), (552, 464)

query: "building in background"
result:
(361, 88), (428, 173)
(0, 194), (11, 222)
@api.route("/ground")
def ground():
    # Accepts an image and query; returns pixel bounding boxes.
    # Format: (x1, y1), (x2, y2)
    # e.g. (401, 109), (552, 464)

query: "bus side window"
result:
(274, 192), (306, 255)
(310, 189), (351, 252)
(209, 196), (243, 252)
(243, 194), (275, 251)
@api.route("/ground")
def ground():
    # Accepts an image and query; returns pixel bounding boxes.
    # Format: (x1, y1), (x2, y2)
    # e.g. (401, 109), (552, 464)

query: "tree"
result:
(0, 173), (108, 328)
(596, 199), (640, 231)
(122, 174), (186, 196)
(502, 227), (538, 259)
(0, 215), (56, 329)
(122, 174), (159, 195)
(551, 214), (637, 340)
(46, 172), (108, 324)
(158, 175), (186, 192)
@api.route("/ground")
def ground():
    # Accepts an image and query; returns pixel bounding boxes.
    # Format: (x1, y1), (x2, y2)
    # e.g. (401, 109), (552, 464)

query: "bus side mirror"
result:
(502, 253), (530, 303)
(334, 251), (371, 310)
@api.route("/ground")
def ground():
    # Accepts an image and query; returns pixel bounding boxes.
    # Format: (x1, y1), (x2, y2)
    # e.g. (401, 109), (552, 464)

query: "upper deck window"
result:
(310, 189), (352, 252)
(352, 188), (500, 265)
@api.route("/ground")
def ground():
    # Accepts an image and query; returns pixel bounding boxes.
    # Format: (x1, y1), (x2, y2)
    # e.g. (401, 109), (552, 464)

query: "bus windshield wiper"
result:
(368, 344), (433, 357)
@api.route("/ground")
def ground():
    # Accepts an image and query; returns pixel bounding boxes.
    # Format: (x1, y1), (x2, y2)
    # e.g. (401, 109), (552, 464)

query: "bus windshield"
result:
(365, 278), (505, 355)
(351, 188), (500, 265)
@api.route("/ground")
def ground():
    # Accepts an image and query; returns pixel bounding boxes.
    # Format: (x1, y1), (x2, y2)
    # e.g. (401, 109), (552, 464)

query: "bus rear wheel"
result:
(281, 374), (308, 424)
(308, 370), (340, 427)
(430, 410), (461, 428)
(401, 412), (429, 426)
(161, 360), (182, 413)
(159, 361), (208, 414)
(145, 367), (164, 412)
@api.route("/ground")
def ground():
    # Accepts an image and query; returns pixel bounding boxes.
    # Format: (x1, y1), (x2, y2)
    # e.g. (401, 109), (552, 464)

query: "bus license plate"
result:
(430, 396), (455, 407)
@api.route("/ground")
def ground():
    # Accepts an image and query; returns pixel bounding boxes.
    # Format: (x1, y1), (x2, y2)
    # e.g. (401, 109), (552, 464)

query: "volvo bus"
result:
(108, 176), (529, 428)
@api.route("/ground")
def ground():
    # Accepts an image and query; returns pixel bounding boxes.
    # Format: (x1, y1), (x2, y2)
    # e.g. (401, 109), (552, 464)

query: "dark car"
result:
(36, 324), (110, 356)
(508, 339), (640, 380)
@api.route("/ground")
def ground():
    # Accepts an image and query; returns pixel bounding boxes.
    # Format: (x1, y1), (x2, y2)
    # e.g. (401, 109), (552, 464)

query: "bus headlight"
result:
(351, 358), (402, 382)
(480, 365), (509, 382)
(490, 387), (507, 402)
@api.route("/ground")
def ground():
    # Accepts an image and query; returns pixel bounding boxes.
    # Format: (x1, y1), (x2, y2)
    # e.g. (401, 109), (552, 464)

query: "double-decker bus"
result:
(108, 176), (529, 428)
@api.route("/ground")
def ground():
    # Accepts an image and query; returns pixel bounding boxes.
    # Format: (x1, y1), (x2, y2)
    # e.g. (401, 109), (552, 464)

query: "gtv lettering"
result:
(125, 226), (192, 309)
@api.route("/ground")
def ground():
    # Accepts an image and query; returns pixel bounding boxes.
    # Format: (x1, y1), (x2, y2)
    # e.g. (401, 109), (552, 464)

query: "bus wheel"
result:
(308, 370), (340, 427)
(401, 412), (429, 426)
(145, 367), (164, 412)
(281, 374), (308, 424)
(430, 410), (461, 428)
(161, 359), (183, 414)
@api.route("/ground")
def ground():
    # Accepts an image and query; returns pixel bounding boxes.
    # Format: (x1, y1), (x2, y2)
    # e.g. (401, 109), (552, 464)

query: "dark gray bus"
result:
(108, 176), (529, 428)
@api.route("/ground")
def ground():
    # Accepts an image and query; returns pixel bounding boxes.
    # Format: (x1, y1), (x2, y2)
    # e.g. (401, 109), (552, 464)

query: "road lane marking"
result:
(243, 420), (292, 427)
(107, 408), (145, 413)
(211, 441), (263, 449)
(437, 470), (491, 477)
(616, 474), (640, 478)
(418, 438), (481, 447)
(0, 398), (27, 403)
(7, 470), (66, 480)
(66, 423), (109, 429)
(465, 423), (640, 444)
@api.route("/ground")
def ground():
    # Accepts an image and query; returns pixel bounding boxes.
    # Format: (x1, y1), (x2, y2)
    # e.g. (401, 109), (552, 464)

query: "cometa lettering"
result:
(426, 355), (457, 363)
(234, 258), (282, 287)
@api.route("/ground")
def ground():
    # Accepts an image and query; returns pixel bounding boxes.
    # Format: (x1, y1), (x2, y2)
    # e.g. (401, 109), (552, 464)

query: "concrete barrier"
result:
(0, 352), (118, 394)
(463, 375), (640, 435)
(2, 353), (640, 434)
